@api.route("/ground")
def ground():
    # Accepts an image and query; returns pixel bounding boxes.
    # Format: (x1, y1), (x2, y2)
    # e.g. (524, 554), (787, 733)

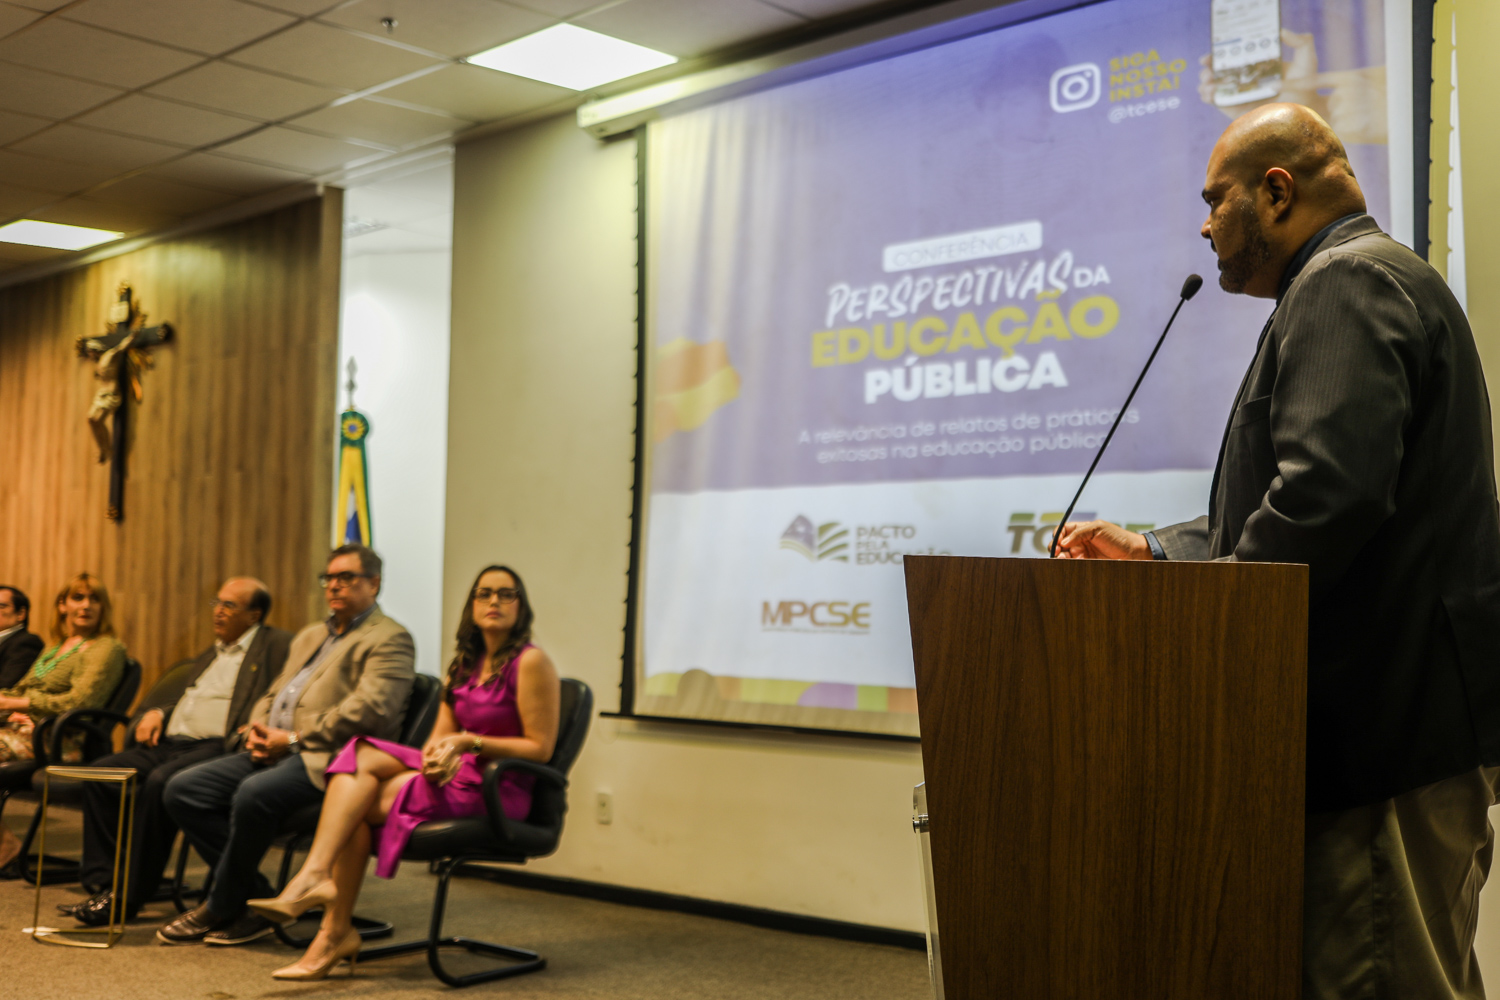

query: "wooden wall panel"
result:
(0, 194), (341, 697)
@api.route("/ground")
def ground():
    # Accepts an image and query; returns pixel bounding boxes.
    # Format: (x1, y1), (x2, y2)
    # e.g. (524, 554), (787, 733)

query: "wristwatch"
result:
(287, 731), (302, 754)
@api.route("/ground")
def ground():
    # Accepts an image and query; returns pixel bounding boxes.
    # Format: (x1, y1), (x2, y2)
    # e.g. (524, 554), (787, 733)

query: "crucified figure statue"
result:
(85, 325), (138, 462)
(76, 282), (174, 519)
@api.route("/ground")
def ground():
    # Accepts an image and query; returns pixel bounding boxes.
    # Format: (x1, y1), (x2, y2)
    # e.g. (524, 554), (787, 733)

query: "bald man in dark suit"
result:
(1055, 104), (1500, 999)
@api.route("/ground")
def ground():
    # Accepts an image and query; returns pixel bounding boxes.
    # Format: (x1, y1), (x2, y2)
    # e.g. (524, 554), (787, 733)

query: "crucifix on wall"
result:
(76, 282), (174, 521)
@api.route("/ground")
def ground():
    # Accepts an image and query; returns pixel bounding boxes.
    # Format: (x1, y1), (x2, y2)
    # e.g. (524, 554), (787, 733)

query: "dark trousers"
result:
(79, 738), (227, 912)
(162, 752), (323, 919)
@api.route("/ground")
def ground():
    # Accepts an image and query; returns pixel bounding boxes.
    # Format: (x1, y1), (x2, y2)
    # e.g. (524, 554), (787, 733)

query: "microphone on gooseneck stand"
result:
(1048, 274), (1204, 558)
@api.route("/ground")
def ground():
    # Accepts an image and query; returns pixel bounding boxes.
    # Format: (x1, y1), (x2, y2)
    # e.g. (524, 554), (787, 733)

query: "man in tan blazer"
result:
(158, 545), (415, 946)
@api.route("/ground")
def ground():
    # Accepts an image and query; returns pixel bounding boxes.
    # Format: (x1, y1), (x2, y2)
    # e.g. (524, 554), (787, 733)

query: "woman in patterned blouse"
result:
(0, 573), (127, 866)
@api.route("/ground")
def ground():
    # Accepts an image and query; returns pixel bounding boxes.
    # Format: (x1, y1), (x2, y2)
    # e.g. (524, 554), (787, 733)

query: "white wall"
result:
(339, 155), (453, 674)
(447, 115), (929, 930)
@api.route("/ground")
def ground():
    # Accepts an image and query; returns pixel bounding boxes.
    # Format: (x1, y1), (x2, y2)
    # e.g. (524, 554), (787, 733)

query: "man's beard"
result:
(1216, 199), (1273, 294)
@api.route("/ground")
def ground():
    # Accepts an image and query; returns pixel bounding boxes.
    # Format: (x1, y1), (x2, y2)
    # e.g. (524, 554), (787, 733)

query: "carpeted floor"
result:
(1, 799), (932, 1000)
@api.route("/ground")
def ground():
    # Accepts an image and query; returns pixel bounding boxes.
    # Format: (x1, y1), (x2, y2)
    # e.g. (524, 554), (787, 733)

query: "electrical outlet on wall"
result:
(595, 791), (613, 825)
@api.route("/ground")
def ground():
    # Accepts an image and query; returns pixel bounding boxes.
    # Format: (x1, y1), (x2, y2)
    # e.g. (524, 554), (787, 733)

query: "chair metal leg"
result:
(361, 857), (546, 987)
(164, 835), (205, 913)
(270, 832), (392, 948)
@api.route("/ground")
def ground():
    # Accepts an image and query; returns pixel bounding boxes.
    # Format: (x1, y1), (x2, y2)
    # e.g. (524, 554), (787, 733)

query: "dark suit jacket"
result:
(135, 624), (291, 751)
(1153, 214), (1500, 812)
(0, 627), (44, 690)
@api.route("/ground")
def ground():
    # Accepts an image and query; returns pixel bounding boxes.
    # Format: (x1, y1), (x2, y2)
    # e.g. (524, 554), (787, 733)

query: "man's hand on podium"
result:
(1051, 520), (1153, 560)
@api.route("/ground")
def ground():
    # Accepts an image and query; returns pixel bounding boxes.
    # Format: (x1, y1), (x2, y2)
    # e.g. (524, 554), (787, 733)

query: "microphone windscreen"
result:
(1181, 274), (1204, 301)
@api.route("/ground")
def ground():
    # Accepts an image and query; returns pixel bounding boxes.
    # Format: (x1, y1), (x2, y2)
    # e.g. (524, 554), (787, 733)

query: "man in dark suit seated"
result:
(1055, 104), (1500, 998)
(0, 586), (43, 690)
(65, 577), (291, 926)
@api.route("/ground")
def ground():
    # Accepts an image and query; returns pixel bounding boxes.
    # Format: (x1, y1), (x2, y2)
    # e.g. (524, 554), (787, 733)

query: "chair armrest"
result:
(30, 717), (55, 764)
(481, 758), (568, 841)
(47, 708), (131, 762)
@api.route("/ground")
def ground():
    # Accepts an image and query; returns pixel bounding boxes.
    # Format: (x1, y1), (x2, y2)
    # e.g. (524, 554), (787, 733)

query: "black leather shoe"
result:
(74, 890), (136, 927)
(56, 900), (85, 917)
(204, 910), (277, 946)
(157, 903), (224, 944)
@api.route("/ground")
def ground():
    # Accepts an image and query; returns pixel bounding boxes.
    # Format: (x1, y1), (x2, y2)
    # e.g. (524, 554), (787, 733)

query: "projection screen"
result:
(632, 0), (1416, 736)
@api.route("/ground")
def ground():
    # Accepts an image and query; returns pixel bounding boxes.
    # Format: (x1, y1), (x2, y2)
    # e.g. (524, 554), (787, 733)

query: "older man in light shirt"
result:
(67, 577), (291, 927)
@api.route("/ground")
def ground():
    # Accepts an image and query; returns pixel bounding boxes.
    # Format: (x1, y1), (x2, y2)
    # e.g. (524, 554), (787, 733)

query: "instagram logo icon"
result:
(1049, 63), (1101, 113)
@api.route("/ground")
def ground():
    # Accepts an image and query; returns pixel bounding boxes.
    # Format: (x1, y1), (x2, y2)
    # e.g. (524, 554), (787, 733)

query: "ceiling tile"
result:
(508, 0), (601, 17)
(252, 0), (344, 13)
(318, 0), (551, 59)
(0, 19), (205, 89)
(147, 61), (345, 121)
(0, 148), (119, 193)
(31, 194), (181, 233)
(0, 62), (124, 119)
(767, 0), (883, 16)
(214, 126), (383, 172)
(89, 173), (240, 215)
(228, 21), (443, 90)
(0, 182), (54, 218)
(290, 98), (465, 146)
(147, 151), (311, 194)
(74, 94), (261, 147)
(0, 2), (42, 33)
(10, 123), (184, 171)
(61, 0), (297, 56)
(0, 244), (73, 269)
(374, 63), (570, 122)
(0, 107), (51, 144)
(576, 0), (806, 58)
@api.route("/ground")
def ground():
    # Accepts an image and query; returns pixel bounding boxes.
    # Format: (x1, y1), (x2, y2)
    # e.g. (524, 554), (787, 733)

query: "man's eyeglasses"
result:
(319, 571), (374, 588)
(209, 600), (244, 612)
(474, 588), (520, 605)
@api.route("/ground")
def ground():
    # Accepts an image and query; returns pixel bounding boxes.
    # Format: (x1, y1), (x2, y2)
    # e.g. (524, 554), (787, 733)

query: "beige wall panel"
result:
(0, 195), (340, 695)
(448, 115), (927, 930)
(1432, 0), (1500, 981)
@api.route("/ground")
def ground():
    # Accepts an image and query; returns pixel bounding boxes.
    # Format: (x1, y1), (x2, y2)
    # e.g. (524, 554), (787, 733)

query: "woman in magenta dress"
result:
(248, 564), (561, 981)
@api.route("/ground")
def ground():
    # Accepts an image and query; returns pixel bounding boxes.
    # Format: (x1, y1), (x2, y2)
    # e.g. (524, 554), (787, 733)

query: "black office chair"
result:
(358, 677), (593, 987)
(0, 656), (142, 885)
(270, 671), (446, 947)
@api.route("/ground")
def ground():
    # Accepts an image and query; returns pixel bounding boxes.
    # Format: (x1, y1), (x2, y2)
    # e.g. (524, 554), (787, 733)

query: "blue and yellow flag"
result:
(336, 410), (372, 545)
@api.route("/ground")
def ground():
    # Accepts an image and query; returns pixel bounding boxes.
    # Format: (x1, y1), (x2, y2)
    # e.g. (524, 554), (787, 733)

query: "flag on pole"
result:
(337, 409), (373, 545)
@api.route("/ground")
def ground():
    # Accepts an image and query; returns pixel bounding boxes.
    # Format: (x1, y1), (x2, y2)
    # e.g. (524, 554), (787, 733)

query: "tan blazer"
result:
(247, 606), (415, 790)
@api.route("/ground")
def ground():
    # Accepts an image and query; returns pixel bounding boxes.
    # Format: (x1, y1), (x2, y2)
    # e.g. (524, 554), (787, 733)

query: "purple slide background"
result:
(649, 0), (1390, 494)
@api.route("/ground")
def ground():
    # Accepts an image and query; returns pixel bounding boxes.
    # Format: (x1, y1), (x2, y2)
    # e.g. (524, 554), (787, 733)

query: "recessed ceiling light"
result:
(0, 219), (123, 251)
(467, 24), (677, 91)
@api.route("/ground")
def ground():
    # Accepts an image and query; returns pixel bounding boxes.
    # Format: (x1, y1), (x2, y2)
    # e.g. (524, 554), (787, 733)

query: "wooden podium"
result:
(905, 556), (1308, 1000)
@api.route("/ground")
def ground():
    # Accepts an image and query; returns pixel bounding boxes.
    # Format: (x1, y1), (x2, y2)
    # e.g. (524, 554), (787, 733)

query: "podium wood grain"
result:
(905, 556), (1307, 1000)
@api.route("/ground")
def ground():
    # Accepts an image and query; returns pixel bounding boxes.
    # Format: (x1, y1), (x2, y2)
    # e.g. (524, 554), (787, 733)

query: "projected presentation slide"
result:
(640, 0), (1408, 735)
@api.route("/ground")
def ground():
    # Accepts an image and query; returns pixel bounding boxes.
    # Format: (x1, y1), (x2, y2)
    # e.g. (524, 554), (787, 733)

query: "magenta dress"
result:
(327, 647), (537, 878)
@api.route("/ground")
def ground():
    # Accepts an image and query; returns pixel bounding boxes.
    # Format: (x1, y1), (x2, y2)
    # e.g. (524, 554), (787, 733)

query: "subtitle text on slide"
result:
(799, 408), (1139, 464)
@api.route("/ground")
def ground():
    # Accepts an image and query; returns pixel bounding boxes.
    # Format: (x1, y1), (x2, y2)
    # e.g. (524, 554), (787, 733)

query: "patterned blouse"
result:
(2, 635), (127, 720)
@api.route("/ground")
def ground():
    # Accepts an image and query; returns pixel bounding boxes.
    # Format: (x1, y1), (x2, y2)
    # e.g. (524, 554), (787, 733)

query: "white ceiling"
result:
(0, 0), (903, 276)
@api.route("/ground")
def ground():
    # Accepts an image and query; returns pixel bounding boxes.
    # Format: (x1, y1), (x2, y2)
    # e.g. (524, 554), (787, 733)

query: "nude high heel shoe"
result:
(246, 878), (337, 927)
(271, 927), (361, 981)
